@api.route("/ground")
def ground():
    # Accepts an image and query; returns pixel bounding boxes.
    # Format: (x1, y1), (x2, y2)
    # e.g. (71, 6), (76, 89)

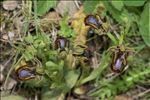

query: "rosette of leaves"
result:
(14, 32), (81, 99)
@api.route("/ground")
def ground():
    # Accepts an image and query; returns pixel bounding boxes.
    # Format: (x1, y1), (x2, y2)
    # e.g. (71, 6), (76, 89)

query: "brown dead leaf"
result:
(13, 17), (24, 35)
(66, 53), (77, 69)
(74, 85), (89, 95)
(4, 78), (17, 90)
(40, 11), (61, 32)
(71, 6), (89, 47)
(41, 11), (61, 24)
(115, 95), (133, 100)
(55, 1), (79, 17)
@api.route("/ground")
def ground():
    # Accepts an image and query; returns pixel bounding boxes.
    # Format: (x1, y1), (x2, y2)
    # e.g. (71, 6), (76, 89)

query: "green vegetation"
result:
(1, 0), (150, 100)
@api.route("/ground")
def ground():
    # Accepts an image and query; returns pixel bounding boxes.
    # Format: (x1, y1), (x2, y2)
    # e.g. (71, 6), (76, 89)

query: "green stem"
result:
(3, 54), (23, 90)
(33, 0), (38, 34)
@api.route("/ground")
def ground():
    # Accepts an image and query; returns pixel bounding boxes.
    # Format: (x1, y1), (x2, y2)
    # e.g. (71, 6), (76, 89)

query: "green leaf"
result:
(83, 1), (100, 14)
(45, 61), (61, 72)
(139, 3), (150, 47)
(111, 1), (124, 11)
(119, 33), (124, 45)
(42, 91), (64, 100)
(103, 1), (122, 23)
(2, 95), (25, 100)
(23, 51), (33, 61)
(103, 1), (135, 25)
(80, 64), (108, 85)
(23, 46), (37, 61)
(107, 32), (118, 45)
(24, 34), (34, 44)
(37, 1), (57, 16)
(123, 1), (146, 6)
(65, 70), (80, 89)
(59, 16), (75, 38)
(45, 60), (64, 74)
(80, 53), (110, 85)
(40, 33), (51, 45)
(46, 61), (58, 67)
(33, 33), (50, 49)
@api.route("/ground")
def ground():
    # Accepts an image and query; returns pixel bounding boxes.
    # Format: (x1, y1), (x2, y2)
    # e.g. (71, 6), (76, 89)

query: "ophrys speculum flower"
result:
(16, 66), (36, 81)
(109, 45), (134, 73)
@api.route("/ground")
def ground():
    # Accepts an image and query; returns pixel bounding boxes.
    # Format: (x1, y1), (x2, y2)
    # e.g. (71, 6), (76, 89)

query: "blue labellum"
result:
(59, 39), (65, 50)
(85, 15), (101, 29)
(19, 69), (34, 78)
(115, 58), (122, 70)
(87, 16), (99, 26)
(111, 51), (128, 73)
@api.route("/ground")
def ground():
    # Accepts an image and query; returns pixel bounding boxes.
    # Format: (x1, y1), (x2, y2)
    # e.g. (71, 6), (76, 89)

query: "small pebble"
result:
(0, 64), (5, 72)
(0, 74), (5, 84)
(3, 1), (18, 11)
(2, 34), (8, 40)
(8, 31), (15, 41)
